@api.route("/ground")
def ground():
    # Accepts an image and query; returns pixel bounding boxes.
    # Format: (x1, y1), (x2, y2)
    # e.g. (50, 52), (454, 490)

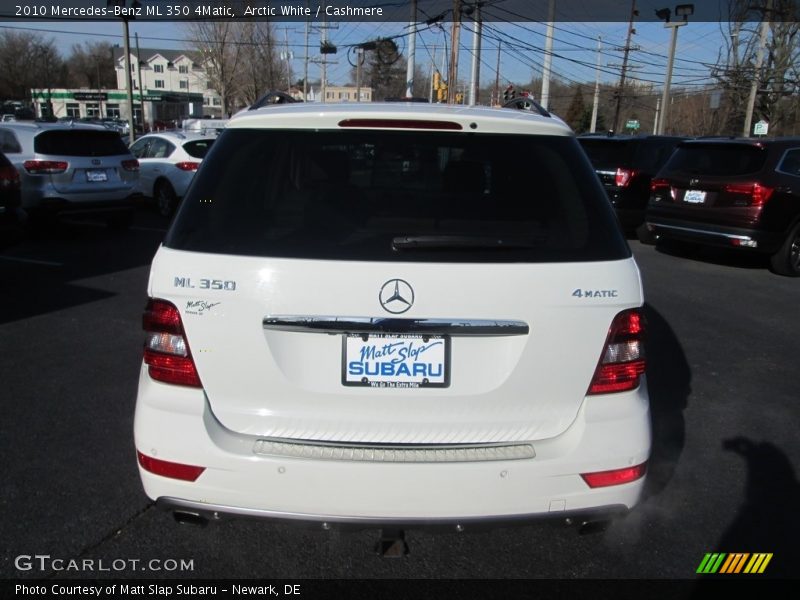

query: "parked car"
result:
(645, 137), (800, 276)
(129, 131), (217, 217)
(578, 134), (686, 233)
(0, 122), (141, 227)
(134, 103), (650, 527)
(0, 150), (25, 248)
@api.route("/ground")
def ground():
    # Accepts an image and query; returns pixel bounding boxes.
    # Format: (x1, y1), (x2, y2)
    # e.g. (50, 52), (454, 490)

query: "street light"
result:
(656, 3), (693, 135)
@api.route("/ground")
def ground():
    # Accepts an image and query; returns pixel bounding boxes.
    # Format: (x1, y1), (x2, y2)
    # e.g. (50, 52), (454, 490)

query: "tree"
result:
(565, 86), (586, 131)
(236, 21), (288, 105)
(0, 31), (65, 101)
(360, 39), (407, 100)
(185, 21), (243, 116)
(713, 0), (800, 135)
(67, 42), (116, 89)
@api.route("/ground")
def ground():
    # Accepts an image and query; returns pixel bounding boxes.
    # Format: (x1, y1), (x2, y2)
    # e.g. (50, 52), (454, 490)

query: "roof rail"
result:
(502, 97), (551, 118)
(249, 90), (301, 110)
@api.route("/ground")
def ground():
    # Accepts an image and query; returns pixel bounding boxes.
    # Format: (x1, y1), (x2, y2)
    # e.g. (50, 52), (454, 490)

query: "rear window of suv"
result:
(579, 139), (635, 169)
(34, 130), (129, 157)
(580, 137), (681, 172)
(662, 143), (768, 176)
(165, 129), (629, 263)
(182, 139), (215, 159)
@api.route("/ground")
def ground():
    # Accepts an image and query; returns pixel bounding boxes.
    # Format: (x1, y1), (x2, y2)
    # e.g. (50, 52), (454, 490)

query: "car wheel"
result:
(155, 181), (178, 218)
(769, 221), (800, 277)
(636, 223), (657, 245)
(106, 209), (134, 230)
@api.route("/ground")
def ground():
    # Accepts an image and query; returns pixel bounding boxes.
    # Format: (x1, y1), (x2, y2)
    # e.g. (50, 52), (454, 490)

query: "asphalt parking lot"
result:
(0, 210), (797, 584)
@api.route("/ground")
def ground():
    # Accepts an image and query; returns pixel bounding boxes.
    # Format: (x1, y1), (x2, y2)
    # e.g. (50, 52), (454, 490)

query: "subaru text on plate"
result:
(134, 103), (651, 527)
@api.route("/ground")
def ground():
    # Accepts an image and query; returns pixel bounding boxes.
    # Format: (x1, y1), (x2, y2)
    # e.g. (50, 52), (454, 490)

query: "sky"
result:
(0, 12), (731, 99)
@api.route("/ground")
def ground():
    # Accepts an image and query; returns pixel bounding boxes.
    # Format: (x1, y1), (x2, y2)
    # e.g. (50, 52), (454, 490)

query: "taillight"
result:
(137, 451), (205, 481)
(581, 463), (647, 488)
(588, 309), (646, 395)
(0, 165), (19, 188)
(143, 299), (202, 387)
(338, 119), (463, 130)
(650, 178), (669, 192)
(723, 182), (774, 207)
(615, 167), (637, 187)
(23, 160), (68, 174)
(121, 159), (139, 171)
(175, 161), (200, 172)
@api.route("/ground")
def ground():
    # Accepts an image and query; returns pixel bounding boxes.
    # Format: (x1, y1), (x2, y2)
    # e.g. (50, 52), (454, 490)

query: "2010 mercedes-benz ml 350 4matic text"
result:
(134, 103), (650, 527)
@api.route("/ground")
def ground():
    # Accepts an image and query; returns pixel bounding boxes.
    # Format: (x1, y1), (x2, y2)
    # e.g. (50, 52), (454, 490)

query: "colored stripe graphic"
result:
(744, 553), (773, 574)
(698, 552), (773, 574)
(697, 553), (726, 574)
(720, 553), (749, 573)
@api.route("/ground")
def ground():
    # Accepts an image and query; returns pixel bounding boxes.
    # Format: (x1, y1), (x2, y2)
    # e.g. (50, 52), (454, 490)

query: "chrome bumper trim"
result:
(252, 438), (535, 463)
(647, 222), (753, 241)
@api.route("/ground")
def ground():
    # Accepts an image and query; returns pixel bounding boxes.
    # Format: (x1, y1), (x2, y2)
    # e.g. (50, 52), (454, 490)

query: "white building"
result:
(113, 47), (224, 121)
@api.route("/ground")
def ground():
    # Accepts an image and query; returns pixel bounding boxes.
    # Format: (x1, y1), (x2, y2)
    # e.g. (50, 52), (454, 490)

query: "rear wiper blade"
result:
(392, 235), (546, 250)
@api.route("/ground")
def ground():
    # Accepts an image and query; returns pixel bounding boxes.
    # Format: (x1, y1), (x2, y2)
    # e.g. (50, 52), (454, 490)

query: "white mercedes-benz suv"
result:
(134, 103), (650, 527)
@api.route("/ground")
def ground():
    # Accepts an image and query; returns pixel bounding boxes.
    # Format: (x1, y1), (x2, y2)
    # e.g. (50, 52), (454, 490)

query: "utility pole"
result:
(283, 27), (293, 92)
(429, 45), (437, 103)
(356, 48), (364, 102)
(612, 0), (637, 134)
(468, 2), (481, 106)
(590, 36), (601, 132)
(743, 0), (772, 137)
(134, 33), (145, 133)
(304, 1), (309, 100)
(448, 0), (462, 104)
(122, 20), (135, 141)
(656, 5), (692, 135)
(493, 41), (501, 106)
(540, 0), (555, 110)
(653, 97), (660, 133)
(322, 9), (327, 102)
(405, 0), (417, 97)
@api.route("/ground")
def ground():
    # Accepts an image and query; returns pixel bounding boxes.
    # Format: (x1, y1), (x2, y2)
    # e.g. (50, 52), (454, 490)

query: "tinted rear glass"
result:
(182, 139), (215, 159)
(165, 129), (629, 263)
(34, 130), (129, 157)
(579, 139), (634, 169)
(662, 143), (768, 176)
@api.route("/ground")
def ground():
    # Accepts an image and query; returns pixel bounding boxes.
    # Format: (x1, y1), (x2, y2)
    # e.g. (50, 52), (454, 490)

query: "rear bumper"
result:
(614, 207), (645, 231)
(646, 216), (783, 253)
(156, 496), (629, 530)
(28, 194), (145, 217)
(134, 368), (651, 523)
(0, 206), (27, 246)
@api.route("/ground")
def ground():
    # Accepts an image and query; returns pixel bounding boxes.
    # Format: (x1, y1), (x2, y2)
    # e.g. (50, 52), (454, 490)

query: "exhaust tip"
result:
(172, 510), (208, 527)
(578, 519), (611, 535)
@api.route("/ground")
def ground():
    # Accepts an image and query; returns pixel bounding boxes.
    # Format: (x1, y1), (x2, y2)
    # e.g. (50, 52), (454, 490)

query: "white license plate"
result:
(684, 190), (706, 204)
(86, 169), (107, 182)
(342, 333), (450, 388)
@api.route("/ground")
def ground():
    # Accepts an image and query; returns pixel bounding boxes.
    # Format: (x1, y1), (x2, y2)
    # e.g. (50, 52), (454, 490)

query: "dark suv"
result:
(578, 134), (686, 232)
(0, 150), (25, 248)
(645, 138), (800, 276)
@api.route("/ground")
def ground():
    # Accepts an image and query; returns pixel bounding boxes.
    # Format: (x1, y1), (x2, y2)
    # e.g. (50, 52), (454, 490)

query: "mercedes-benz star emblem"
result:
(379, 279), (414, 314)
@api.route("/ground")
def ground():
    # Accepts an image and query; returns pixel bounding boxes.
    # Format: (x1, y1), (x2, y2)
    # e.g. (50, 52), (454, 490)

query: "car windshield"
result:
(34, 130), (129, 157)
(663, 143), (768, 176)
(165, 128), (629, 263)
